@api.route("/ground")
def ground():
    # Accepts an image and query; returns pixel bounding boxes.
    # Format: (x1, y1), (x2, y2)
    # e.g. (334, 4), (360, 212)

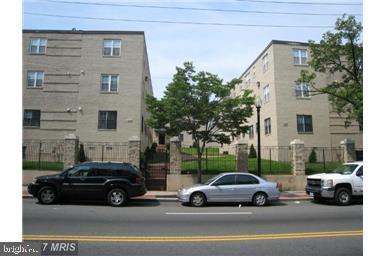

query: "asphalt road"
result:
(23, 198), (363, 256)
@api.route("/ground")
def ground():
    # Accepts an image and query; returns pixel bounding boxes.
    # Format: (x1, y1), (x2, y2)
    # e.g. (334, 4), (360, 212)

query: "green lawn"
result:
(182, 147), (220, 156)
(181, 155), (342, 176)
(23, 161), (64, 171)
(181, 155), (291, 175)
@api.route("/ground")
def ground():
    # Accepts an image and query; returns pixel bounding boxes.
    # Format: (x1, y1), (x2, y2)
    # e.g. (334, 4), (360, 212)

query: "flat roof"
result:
(23, 29), (144, 35)
(240, 40), (309, 78)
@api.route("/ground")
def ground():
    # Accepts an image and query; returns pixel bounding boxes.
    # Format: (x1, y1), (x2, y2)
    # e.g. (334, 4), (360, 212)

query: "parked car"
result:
(28, 161), (146, 206)
(305, 162), (363, 205)
(177, 173), (280, 207)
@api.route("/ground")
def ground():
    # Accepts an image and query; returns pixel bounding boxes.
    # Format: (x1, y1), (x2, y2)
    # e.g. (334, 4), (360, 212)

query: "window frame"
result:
(23, 109), (41, 128)
(296, 114), (313, 133)
(262, 53), (269, 73)
(27, 71), (44, 88)
(264, 117), (271, 135)
(263, 84), (270, 103)
(100, 74), (119, 92)
(29, 38), (47, 54)
(98, 111), (117, 130)
(103, 39), (122, 57)
(295, 82), (310, 98)
(293, 48), (308, 65)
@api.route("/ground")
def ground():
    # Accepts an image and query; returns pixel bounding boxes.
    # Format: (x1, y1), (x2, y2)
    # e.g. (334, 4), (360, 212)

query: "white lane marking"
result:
(165, 212), (253, 215)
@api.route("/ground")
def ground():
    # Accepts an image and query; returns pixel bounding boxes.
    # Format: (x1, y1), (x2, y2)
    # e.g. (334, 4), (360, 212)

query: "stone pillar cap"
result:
(290, 139), (304, 145)
(129, 136), (140, 142)
(170, 136), (180, 142)
(235, 139), (248, 145)
(340, 138), (355, 144)
(64, 134), (78, 140)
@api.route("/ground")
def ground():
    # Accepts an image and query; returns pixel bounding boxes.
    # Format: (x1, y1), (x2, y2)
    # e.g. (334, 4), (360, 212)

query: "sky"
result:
(22, 0), (362, 99)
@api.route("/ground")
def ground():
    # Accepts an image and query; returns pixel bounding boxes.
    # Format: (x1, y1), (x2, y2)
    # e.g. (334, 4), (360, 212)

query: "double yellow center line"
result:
(24, 230), (363, 243)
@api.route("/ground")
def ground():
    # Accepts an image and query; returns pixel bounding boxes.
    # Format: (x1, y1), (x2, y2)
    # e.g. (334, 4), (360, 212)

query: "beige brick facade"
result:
(23, 30), (153, 151)
(225, 40), (362, 154)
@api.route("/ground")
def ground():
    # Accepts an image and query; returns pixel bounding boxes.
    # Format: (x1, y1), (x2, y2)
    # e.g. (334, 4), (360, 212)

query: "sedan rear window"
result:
(237, 175), (259, 185)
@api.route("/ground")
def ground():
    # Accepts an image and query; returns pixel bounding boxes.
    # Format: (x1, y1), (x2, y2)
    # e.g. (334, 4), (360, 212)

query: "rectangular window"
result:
(98, 111), (117, 129)
(262, 53), (268, 72)
(23, 110), (40, 127)
(295, 83), (310, 98)
(29, 38), (47, 54)
(297, 115), (313, 133)
(263, 84), (270, 103)
(100, 74), (119, 92)
(249, 125), (254, 139)
(264, 118), (271, 135)
(103, 39), (121, 57)
(27, 71), (44, 88)
(293, 49), (308, 65)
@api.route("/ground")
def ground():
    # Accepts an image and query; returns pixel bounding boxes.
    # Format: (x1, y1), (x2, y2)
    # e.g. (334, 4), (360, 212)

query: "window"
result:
(67, 166), (91, 177)
(213, 175), (236, 186)
(101, 74), (119, 92)
(103, 39), (121, 56)
(29, 38), (47, 54)
(293, 49), (308, 65)
(89, 167), (112, 177)
(264, 118), (271, 135)
(295, 83), (310, 98)
(297, 115), (313, 133)
(263, 84), (270, 103)
(356, 166), (363, 177)
(262, 53), (268, 72)
(236, 175), (259, 185)
(249, 125), (254, 139)
(27, 71), (44, 88)
(23, 110), (40, 127)
(98, 111), (117, 129)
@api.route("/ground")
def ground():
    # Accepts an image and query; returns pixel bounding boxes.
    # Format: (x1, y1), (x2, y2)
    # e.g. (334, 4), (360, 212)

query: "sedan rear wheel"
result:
(190, 192), (206, 207)
(253, 192), (267, 207)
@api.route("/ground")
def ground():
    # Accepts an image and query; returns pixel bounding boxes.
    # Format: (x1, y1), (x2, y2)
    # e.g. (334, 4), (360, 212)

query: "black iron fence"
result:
(303, 147), (344, 175)
(81, 142), (130, 162)
(23, 140), (65, 170)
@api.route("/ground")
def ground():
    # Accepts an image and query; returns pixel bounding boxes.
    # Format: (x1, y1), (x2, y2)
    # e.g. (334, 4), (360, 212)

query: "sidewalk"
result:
(22, 186), (311, 201)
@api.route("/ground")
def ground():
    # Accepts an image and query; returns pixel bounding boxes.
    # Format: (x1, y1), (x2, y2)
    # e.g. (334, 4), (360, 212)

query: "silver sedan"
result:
(177, 172), (280, 207)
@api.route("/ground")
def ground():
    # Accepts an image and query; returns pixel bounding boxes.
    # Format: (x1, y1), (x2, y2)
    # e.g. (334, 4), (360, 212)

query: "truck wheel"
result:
(335, 187), (352, 206)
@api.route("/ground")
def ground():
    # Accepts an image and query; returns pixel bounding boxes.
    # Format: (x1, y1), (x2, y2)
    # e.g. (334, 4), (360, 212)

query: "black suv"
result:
(28, 162), (146, 206)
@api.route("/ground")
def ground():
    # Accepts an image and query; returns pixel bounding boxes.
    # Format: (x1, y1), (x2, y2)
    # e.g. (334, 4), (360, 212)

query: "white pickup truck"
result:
(305, 162), (363, 205)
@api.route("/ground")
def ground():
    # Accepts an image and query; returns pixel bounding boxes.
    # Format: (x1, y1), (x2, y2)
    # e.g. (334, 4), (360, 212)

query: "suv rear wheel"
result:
(335, 187), (352, 206)
(107, 188), (126, 206)
(37, 186), (57, 204)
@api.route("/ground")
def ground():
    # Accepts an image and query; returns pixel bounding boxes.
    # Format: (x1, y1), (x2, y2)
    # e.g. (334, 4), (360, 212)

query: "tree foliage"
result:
(297, 15), (363, 129)
(146, 62), (255, 182)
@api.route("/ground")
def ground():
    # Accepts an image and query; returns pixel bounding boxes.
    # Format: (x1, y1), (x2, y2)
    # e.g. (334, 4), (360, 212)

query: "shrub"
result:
(249, 144), (257, 158)
(309, 148), (317, 163)
(76, 144), (86, 163)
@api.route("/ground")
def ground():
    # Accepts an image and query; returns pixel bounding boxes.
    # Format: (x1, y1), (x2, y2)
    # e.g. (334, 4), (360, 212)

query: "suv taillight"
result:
(135, 176), (144, 184)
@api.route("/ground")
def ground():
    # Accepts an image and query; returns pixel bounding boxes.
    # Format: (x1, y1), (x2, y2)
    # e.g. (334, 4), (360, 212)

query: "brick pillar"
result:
(340, 139), (356, 163)
(128, 136), (141, 167)
(63, 134), (79, 170)
(290, 139), (305, 176)
(236, 140), (248, 173)
(169, 137), (182, 175)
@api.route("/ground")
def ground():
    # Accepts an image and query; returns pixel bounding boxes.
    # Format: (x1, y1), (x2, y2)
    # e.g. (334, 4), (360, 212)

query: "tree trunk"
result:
(197, 151), (202, 184)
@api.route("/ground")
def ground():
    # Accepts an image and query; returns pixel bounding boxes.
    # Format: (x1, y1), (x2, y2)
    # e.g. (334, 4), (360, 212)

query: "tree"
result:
(297, 15), (363, 129)
(76, 144), (86, 163)
(308, 148), (317, 163)
(146, 62), (255, 183)
(249, 144), (257, 158)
